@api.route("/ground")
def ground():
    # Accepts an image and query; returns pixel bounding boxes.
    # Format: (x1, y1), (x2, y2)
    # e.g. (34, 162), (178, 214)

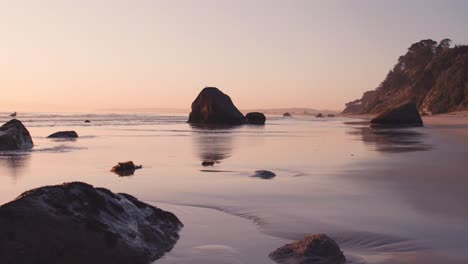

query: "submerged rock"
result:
(47, 131), (79, 138)
(283, 112), (292, 117)
(0, 182), (182, 264)
(269, 234), (346, 264)
(188, 87), (246, 125)
(246, 112), (266, 125)
(0, 119), (33, 150)
(252, 170), (276, 179)
(370, 102), (423, 128)
(111, 161), (142, 176)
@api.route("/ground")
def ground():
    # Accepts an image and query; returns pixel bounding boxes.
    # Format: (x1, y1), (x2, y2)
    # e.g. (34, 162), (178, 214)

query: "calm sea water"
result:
(0, 112), (467, 264)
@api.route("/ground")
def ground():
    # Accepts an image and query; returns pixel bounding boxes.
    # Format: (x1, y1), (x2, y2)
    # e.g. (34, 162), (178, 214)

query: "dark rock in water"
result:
(370, 102), (423, 128)
(202, 161), (215, 166)
(316, 113), (324, 118)
(47, 131), (79, 138)
(188, 87), (246, 125)
(111, 161), (142, 176)
(246, 112), (266, 125)
(327, 114), (335, 117)
(9, 112), (16, 117)
(269, 234), (346, 264)
(283, 112), (292, 117)
(0, 182), (183, 264)
(84, 120), (91, 123)
(0, 119), (33, 150)
(252, 170), (276, 179)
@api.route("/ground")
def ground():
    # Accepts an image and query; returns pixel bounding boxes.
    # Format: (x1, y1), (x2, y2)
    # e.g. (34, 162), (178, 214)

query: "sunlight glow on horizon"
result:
(1, 0), (468, 112)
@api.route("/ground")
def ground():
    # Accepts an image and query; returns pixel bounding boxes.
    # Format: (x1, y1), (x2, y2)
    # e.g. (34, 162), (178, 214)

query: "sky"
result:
(1, 0), (467, 112)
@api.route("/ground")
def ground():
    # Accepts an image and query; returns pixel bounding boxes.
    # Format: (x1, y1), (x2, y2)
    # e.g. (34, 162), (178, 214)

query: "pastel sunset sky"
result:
(1, 0), (467, 112)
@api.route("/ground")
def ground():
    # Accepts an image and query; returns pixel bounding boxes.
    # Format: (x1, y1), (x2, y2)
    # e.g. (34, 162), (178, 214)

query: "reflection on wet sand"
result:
(0, 154), (31, 181)
(347, 126), (432, 153)
(191, 126), (235, 164)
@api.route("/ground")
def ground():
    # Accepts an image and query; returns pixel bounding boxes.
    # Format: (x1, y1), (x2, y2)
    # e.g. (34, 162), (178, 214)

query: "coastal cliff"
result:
(343, 39), (468, 115)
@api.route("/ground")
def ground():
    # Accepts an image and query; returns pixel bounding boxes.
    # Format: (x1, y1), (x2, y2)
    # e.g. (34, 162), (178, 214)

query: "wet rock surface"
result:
(0, 119), (33, 150)
(47, 131), (79, 138)
(188, 87), (246, 125)
(370, 102), (423, 128)
(0, 182), (183, 264)
(269, 234), (346, 264)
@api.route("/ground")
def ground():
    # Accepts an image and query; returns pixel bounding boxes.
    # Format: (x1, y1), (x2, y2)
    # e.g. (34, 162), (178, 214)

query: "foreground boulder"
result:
(370, 102), (423, 128)
(0, 182), (182, 264)
(246, 112), (266, 125)
(0, 119), (33, 150)
(270, 234), (346, 264)
(47, 131), (79, 138)
(111, 161), (142, 176)
(188, 87), (246, 125)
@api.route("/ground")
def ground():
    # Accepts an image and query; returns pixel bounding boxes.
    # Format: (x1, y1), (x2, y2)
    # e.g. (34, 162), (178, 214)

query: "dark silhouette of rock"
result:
(316, 113), (324, 118)
(327, 114), (335, 117)
(370, 102), (423, 128)
(269, 234), (346, 264)
(84, 120), (91, 123)
(9, 112), (16, 117)
(188, 87), (246, 125)
(111, 161), (142, 176)
(252, 170), (276, 179)
(246, 112), (266, 125)
(283, 113), (292, 117)
(0, 119), (33, 150)
(202, 161), (215, 166)
(343, 39), (468, 115)
(47, 131), (79, 138)
(0, 182), (182, 264)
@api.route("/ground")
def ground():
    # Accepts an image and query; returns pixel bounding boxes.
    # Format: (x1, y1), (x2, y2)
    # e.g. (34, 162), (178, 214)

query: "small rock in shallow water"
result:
(111, 161), (142, 176)
(47, 131), (79, 138)
(283, 112), (292, 117)
(0, 182), (183, 264)
(245, 112), (266, 125)
(0, 119), (33, 150)
(202, 161), (215, 166)
(252, 170), (276, 179)
(269, 234), (346, 264)
(84, 120), (91, 123)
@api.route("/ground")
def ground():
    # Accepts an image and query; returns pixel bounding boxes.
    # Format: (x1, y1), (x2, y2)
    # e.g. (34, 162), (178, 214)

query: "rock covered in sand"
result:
(246, 112), (266, 125)
(370, 102), (423, 128)
(269, 234), (346, 264)
(47, 131), (79, 138)
(0, 182), (183, 264)
(188, 87), (246, 125)
(0, 119), (33, 150)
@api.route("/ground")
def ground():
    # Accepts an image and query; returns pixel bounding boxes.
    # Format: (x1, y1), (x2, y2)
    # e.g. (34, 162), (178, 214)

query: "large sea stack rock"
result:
(0, 119), (33, 150)
(47, 131), (79, 138)
(0, 182), (183, 264)
(370, 102), (423, 128)
(246, 112), (266, 125)
(269, 234), (346, 264)
(188, 87), (246, 125)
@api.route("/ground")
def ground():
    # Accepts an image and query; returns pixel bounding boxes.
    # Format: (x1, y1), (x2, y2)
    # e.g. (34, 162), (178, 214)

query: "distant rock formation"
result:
(343, 39), (468, 115)
(370, 102), (423, 128)
(269, 234), (346, 264)
(111, 161), (142, 176)
(0, 182), (182, 264)
(84, 120), (91, 123)
(0, 119), (33, 150)
(202, 161), (215, 166)
(47, 131), (79, 138)
(327, 114), (335, 117)
(188, 87), (246, 125)
(316, 113), (324, 118)
(245, 112), (266, 125)
(9, 112), (16, 117)
(283, 112), (292, 117)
